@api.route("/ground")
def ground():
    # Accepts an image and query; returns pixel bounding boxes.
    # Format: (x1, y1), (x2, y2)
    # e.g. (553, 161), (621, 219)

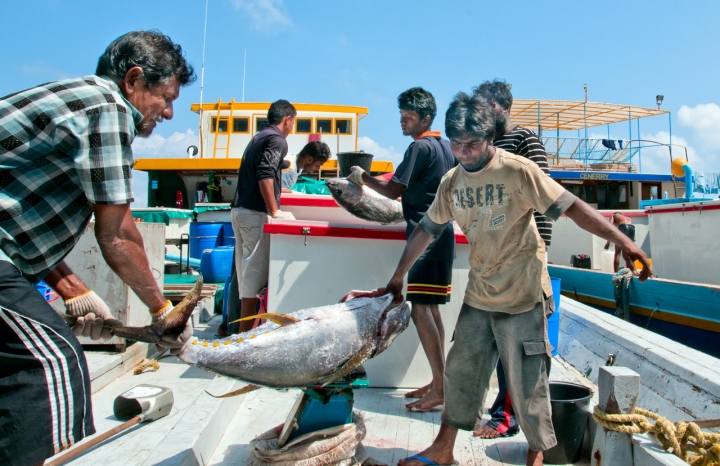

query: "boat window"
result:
(642, 182), (661, 200)
(232, 117), (249, 133)
(295, 118), (312, 134)
(316, 119), (332, 134)
(210, 117), (228, 133)
(255, 117), (269, 133)
(335, 119), (352, 134)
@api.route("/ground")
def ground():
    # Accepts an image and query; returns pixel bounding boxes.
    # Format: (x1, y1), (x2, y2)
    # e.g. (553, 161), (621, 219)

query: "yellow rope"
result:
(593, 406), (720, 465)
(133, 359), (160, 375)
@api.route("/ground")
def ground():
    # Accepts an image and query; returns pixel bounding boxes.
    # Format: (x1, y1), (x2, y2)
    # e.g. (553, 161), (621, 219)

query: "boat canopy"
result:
(510, 100), (669, 130)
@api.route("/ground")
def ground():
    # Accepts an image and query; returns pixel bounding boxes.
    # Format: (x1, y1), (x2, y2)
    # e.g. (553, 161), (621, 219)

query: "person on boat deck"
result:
(348, 87), (456, 412)
(604, 212), (638, 273)
(231, 99), (296, 333)
(471, 79), (554, 440)
(0, 30), (195, 466)
(382, 92), (652, 466)
(281, 141), (332, 193)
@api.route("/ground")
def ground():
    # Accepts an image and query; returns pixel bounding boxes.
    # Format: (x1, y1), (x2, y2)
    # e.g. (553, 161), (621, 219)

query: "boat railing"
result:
(542, 136), (689, 173)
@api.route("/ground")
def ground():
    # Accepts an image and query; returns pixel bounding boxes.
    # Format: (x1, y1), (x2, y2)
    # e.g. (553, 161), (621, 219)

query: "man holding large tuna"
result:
(383, 92), (653, 466)
(347, 87), (456, 412)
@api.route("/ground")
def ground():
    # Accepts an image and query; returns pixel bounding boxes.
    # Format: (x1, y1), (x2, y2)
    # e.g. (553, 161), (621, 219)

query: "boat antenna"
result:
(198, 0), (209, 157)
(242, 49), (247, 102)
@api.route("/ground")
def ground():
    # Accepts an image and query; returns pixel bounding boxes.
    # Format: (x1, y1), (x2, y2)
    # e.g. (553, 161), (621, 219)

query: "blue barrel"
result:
(548, 278), (561, 356)
(222, 222), (236, 247)
(34, 281), (52, 301)
(200, 246), (235, 283)
(189, 222), (223, 260)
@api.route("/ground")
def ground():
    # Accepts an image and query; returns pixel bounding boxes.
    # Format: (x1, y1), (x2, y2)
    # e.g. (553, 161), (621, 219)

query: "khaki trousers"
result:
(442, 302), (557, 451)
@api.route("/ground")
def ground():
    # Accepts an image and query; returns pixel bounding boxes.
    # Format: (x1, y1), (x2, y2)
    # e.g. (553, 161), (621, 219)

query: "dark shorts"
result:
(406, 259), (453, 305)
(618, 223), (636, 242)
(0, 261), (95, 466)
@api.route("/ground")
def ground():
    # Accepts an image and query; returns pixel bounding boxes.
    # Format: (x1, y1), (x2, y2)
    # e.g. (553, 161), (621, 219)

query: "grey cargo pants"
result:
(442, 301), (557, 451)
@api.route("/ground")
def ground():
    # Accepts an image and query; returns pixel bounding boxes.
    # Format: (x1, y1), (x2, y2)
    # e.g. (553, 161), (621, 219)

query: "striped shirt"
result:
(0, 75), (141, 281)
(494, 126), (553, 246)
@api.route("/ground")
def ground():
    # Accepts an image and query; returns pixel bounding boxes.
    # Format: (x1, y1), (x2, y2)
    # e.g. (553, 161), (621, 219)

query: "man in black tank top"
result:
(347, 87), (456, 412)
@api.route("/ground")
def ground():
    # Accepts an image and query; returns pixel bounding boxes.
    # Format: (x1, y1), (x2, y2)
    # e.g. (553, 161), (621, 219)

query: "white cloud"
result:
(130, 129), (199, 207)
(637, 131), (701, 174)
(132, 129), (198, 158)
(357, 136), (404, 167)
(232, 0), (292, 30)
(677, 103), (720, 148)
(19, 63), (71, 80)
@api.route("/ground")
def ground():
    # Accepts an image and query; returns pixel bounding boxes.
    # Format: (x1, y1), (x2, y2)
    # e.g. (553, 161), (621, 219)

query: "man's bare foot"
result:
(404, 383), (431, 399)
(472, 423), (502, 439)
(398, 447), (455, 466)
(406, 388), (443, 411)
(526, 449), (543, 466)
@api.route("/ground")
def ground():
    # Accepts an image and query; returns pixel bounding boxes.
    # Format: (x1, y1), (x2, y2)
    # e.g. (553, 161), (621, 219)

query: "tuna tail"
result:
(59, 277), (204, 345)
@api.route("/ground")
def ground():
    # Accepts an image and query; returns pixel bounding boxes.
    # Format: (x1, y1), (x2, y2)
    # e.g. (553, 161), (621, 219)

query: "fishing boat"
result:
(47, 97), (718, 465)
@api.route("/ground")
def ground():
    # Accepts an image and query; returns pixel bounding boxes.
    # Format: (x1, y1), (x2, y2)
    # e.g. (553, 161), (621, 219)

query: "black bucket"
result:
(337, 151), (374, 177)
(543, 382), (593, 464)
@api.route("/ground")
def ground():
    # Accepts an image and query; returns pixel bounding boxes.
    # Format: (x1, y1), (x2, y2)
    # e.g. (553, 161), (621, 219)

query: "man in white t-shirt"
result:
(384, 92), (652, 466)
(281, 141), (331, 193)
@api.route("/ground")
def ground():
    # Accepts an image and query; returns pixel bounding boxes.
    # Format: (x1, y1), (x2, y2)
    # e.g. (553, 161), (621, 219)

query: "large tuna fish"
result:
(179, 293), (411, 388)
(326, 178), (404, 225)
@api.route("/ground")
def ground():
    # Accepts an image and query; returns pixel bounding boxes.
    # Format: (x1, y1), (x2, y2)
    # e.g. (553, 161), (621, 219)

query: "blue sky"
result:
(3, 1), (720, 205)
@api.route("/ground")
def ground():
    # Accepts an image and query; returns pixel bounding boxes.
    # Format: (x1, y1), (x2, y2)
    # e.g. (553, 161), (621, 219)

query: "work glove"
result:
(347, 166), (366, 186)
(151, 301), (193, 355)
(65, 290), (120, 340)
(271, 210), (296, 221)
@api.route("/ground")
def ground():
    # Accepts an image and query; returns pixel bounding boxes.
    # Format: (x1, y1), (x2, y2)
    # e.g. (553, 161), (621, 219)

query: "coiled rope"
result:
(593, 406), (720, 466)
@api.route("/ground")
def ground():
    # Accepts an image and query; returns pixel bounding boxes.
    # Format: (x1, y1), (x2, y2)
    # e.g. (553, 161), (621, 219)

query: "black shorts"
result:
(406, 259), (453, 305)
(618, 223), (636, 241)
(0, 261), (95, 465)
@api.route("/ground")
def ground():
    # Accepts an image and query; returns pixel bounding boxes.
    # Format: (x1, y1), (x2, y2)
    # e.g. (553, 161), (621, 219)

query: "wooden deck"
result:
(208, 358), (594, 465)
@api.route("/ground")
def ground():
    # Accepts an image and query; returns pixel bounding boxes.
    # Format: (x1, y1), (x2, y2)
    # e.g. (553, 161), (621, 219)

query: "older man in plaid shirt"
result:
(0, 31), (195, 466)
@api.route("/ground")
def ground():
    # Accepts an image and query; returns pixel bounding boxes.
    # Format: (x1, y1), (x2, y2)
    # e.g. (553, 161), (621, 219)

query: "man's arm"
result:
(43, 261), (89, 300)
(259, 179), (279, 214)
(564, 199), (652, 281)
(362, 173), (405, 200)
(382, 216), (441, 301)
(92, 203), (166, 311)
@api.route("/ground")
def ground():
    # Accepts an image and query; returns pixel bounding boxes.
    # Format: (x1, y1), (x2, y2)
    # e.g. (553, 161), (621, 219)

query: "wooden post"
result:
(591, 366), (640, 466)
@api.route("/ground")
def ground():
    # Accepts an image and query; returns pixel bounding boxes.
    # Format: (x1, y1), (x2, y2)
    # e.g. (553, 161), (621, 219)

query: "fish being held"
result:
(325, 178), (404, 225)
(60, 277), (203, 344)
(179, 293), (411, 388)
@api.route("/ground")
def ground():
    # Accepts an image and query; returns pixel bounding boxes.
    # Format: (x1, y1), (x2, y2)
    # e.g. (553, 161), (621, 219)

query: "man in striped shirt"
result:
(0, 31), (195, 466)
(472, 80), (554, 440)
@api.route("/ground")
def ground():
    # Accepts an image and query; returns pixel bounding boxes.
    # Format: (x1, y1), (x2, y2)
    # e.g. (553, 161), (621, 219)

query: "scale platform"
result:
(277, 372), (370, 446)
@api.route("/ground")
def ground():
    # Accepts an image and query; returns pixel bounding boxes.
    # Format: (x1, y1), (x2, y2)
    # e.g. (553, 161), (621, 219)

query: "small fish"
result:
(179, 293), (411, 388)
(60, 277), (203, 344)
(325, 178), (404, 225)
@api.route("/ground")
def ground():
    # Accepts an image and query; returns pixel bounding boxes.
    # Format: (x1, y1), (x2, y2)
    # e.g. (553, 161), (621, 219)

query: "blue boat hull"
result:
(548, 264), (720, 359)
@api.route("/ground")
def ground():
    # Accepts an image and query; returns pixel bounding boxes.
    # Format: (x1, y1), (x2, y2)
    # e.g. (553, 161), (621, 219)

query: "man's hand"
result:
(151, 301), (193, 355)
(347, 166), (366, 186)
(619, 243), (652, 281)
(379, 277), (404, 304)
(270, 210), (295, 221)
(65, 290), (121, 340)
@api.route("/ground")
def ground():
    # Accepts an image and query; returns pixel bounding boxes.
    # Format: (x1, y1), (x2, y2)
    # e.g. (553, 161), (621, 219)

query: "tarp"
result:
(290, 176), (331, 195)
(131, 209), (194, 225)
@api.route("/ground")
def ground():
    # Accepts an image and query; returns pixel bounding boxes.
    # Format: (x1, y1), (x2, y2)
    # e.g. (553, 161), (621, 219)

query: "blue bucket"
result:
(222, 222), (236, 247)
(189, 222), (223, 260)
(200, 246), (235, 283)
(548, 278), (561, 356)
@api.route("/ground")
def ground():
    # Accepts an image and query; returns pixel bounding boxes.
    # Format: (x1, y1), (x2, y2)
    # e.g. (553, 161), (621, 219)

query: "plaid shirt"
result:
(0, 75), (142, 281)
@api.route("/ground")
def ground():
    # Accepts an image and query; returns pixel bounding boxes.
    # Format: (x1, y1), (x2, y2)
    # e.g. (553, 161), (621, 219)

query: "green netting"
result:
(131, 210), (194, 225)
(291, 176), (331, 195)
(193, 205), (232, 213)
